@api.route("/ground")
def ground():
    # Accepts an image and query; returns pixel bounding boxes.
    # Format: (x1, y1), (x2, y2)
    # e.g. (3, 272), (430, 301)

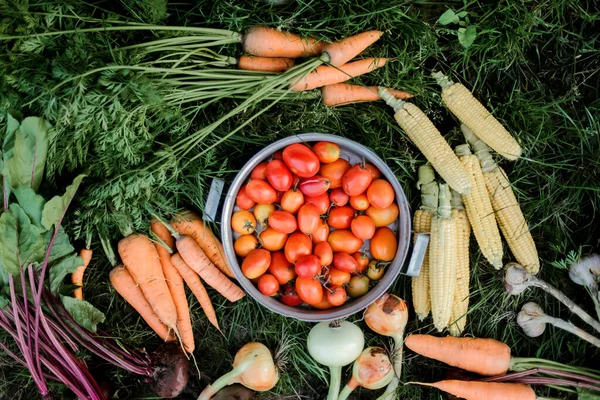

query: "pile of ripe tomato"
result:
(231, 141), (399, 309)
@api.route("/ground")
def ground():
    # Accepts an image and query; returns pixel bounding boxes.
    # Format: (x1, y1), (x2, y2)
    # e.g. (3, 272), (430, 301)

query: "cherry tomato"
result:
(367, 260), (385, 281)
(319, 159), (351, 189)
(333, 252), (359, 273)
(330, 188), (349, 207)
(266, 159), (293, 192)
(296, 277), (323, 305)
(352, 252), (369, 275)
(312, 219), (330, 244)
(254, 203), (275, 226)
(281, 189), (304, 214)
(241, 249), (271, 279)
(268, 251), (296, 284)
(326, 286), (347, 306)
(280, 283), (303, 306)
(313, 142), (340, 163)
(259, 227), (288, 251)
(234, 234), (258, 257)
(346, 275), (370, 298)
(295, 254), (322, 278)
(367, 179), (395, 209)
(231, 210), (256, 235)
(246, 179), (278, 204)
(366, 203), (399, 227)
(305, 192), (330, 215)
(312, 296), (333, 310)
(236, 186), (255, 210)
(313, 241), (333, 266)
(364, 163), (382, 179)
(370, 227), (398, 261)
(328, 206), (355, 229)
(328, 230), (363, 254)
(268, 210), (297, 234)
(350, 215), (376, 240)
(258, 274), (279, 296)
(284, 232), (313, 263)
(299, 176), (331, 197)
(272, 151), (283, 161)
(282, 144), (320, 178)
(298, 204), (320, 234)
(342, 164), (373, 197)
(326, 267), (351, 286)
(251, 162), (268, 180)
(349, 193), (370, 211)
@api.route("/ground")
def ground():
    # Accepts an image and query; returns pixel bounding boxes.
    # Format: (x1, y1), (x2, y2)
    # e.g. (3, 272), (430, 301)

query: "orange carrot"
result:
(151, 219), (195, 353)
(72, 248), (92, 300)
(404, 334), (511, 377)
(171, 253), (222, 333)
(415, 380), (536, 400)
(290, 58), (388, 92)
(322, 30), (383, 67)
(238, 56), (295, 72)
(322, 83), (413, 107)
(175, 234), (245, 303)
(109, 265), (175, 342)
(171, 211), (235, 278)
(118, 234), (178, 333)
(242, 26), (324, 58)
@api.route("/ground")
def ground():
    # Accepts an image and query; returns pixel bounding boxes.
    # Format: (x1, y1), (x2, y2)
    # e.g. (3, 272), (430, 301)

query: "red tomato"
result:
(351, 215), (376, 240)
(251, 162), (268, 180)
(296, 277), (323, 305)
(349, 193), (370, 211)
(268, 251), (296, 284)
(328, 230), (363, 253)
(272, 151), (283, 161)
(268, 210), (297, 234)
(295, 254), (322, 278)
(258, 274), (279, 296)
(326, 286), (347, 306)
(265, 160), (293, 192)
(319, 159), (351, 189)
(312, 219), (330, 244)
(330, 188), (349, 207)
(299, 176), (331, 197)
(280, 283), (303, 306)
(312, 296), (333, 310)
(364, 163), (382, 179)
(333, 252), (359, 273)
(370, 227), (398, 261)
(234, 235), (258, 257)
(328, 206), (355, 229)
(246, 179), (278, 204)
(313, 142), (340, 163)
(352, 252), (370, 275)
(342, 164), (373, 197)
(326, 267), (351, 286)
(259, 227), (288, 251)
(366, 203), (399, 227)
(313, 242), (333, 266)
(305, 192), (329, 215)
(282, 143), (320, 178)
(236, 186), (255, 210)
(284, 232), (313, 263)
(367, 179), (395, 209)
(281, 189), (304, 214)
(241, 249), (271, 279)
(298, 204), (320, 234)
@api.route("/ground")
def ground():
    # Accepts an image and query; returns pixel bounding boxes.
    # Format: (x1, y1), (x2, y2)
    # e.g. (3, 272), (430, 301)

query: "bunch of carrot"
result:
(110, 210), (244, 353)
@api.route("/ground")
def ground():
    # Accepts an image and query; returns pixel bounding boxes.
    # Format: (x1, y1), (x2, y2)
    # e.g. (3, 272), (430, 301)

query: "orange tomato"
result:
(298, 204), (320, 234)
(236, 186), (255, 210)
(280, 189), (304, 214)
(305, 192), (330, 214)
(246, 179), (278, 204)
(326, 286), (347, 306)
(326, 267), (351, 286)
(342, 164), (373, 196)
(251, 162), (268, 180)
(370, 227), (398, 261)
(241, 249), (271, 279)
(313, 242), (333, 266)
(350, 215), (376, 240)
(319, 159), (351, 189)
(257, 274), (279, 296)
(311, 295), (333, 310)
(231, 210), (256, 235)
(268, 210), (297, 234)
(328, 230), (363, 253)
(296, 277), (324, 305)
(352, 252), (370, 275)
(365, 203), (399, 227)
(328, 206), (355, 229)
(313, 142), (340, 163)
(349, 193), (370, 211)
(330, 187), (349, 207)
(254, 203), (276, 226)
(367, 179), (395, 209)
(312, 219), (330, 244)
(234, 234), (258, 257)
(259, 227), (288, 251)
(268, 251), (296, 284)
(284, 232), (313, 263)
(364, 163), (382, 179)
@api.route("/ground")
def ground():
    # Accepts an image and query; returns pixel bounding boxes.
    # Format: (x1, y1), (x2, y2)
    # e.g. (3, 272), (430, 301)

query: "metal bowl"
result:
(221, 133), (411, 321)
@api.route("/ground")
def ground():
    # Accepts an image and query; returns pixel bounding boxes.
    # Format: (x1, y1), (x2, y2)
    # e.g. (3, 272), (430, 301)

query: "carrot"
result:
(109, 264), (175, 342)
(118, 234), (178, 333)
(242, 26), (324, 58)
(414, 380), (536, 400)
(290, 58), (388, 92)
(171, 253), (222, 333)
(151, 220), (195, 353)
(72, 248), (92, 300)
(171, 211), (235, 278)
(404, 334), (511, 377)
(175, 234), (245, 303)
(238, 56), (295, 72)
(322, 30), (383, 67)
(321, 83), (413, 107)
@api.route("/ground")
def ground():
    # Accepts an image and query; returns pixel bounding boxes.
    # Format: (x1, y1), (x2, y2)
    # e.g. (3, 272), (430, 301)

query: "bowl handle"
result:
(203, 178), (225, 222)
(404, 233), (429, 277)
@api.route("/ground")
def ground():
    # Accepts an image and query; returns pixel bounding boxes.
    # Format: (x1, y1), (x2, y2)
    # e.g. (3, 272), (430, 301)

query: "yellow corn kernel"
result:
(433, 72), (522, 160)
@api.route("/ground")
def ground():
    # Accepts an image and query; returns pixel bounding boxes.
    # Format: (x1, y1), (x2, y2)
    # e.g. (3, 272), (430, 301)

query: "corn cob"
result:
(429, 183), (457, 332)
(379, 87), (471, 194)
(455, 143), (503, 269)
(432, 72), (522, 160)
(448, 189), (471, 336)
(412, 164), (439, 321)
(463, 125), (540, 274)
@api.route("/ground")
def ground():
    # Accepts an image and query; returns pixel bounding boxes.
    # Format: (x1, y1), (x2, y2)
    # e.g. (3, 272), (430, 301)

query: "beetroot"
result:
(149, 342), (190, 398)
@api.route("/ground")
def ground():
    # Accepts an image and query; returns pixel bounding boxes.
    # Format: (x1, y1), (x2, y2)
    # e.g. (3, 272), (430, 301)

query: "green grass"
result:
(0, 0), (599, 399)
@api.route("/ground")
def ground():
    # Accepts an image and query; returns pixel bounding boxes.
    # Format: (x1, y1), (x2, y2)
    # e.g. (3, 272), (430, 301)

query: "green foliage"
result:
(60, 295), (106, 332)
(41, 173), (85, 230)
